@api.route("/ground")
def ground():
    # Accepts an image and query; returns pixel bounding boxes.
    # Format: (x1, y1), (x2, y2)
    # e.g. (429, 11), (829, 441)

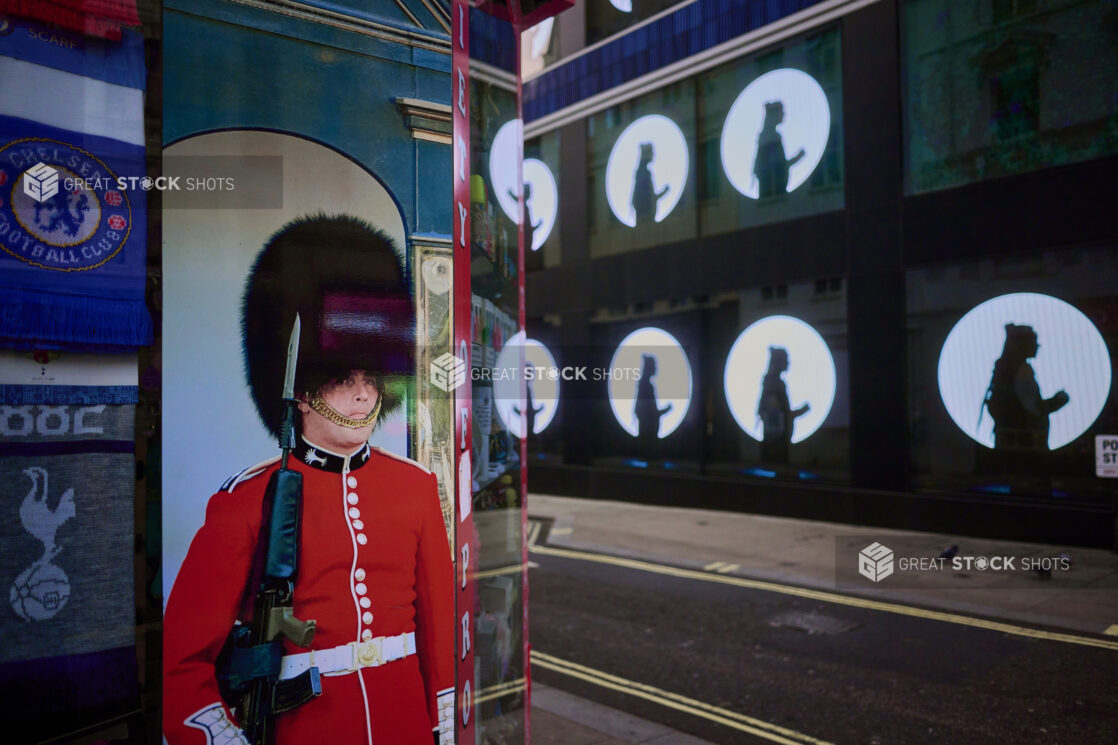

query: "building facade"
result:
(516, 0), (1118, 547)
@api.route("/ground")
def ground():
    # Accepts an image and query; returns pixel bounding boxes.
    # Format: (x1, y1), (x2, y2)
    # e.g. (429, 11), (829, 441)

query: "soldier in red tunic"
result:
(163, 217), (454, 745)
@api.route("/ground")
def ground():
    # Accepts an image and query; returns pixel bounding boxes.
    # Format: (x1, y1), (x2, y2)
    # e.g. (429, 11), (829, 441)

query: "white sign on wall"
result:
(1097, 436), (1118, 478)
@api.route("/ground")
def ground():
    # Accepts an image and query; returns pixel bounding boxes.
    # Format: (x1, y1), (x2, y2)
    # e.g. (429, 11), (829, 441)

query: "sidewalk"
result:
(531, 683), (717, 745)
(528, 494), (1118, 637)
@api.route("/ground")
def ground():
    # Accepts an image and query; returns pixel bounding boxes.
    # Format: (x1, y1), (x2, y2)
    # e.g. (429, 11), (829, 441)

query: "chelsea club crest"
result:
(0, 136), (132, 271)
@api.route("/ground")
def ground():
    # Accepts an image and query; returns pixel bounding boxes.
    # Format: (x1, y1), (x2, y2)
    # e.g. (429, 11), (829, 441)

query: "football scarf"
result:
(0, 0), (140, 41)
(0, 383), (137, 716)
(0, 18), (151, 352)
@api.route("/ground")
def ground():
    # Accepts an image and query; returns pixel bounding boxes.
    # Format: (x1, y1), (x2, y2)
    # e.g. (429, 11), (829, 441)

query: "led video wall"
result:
(907, 246), (1117, 502)
(522, 276), (851, 481)
(585, 26), (843, 259)
(524, 130), (561, 270)
(903, 0), (1118, 194)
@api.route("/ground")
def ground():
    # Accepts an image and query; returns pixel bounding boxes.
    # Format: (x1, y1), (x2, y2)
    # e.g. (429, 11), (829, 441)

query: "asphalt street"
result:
(527, 521), (1118, 745)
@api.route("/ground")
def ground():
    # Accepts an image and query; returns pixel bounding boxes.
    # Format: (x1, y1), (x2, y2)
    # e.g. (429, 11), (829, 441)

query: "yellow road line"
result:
(478, 679), (525, 697)
(527, 542), (1118, 652)
(716, 563), (740, 574)
(532, 652), (833, 745)
(473, 563), (526, 580)
(1105, 624), (1118, 637)
(704, 561), (726, 571)
(474, 677), (527, 705)
(550, 526), (573, 535)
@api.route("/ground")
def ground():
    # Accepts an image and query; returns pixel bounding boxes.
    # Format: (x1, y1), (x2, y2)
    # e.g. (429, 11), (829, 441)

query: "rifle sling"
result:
(223, 643), (283, 693)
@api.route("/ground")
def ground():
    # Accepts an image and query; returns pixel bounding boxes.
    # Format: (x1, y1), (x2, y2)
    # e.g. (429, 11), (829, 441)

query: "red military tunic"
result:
(164, 438), (454, 745)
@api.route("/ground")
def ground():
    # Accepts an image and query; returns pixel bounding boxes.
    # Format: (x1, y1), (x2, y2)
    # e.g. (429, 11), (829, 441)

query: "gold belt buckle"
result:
(357, 637), (383, 668)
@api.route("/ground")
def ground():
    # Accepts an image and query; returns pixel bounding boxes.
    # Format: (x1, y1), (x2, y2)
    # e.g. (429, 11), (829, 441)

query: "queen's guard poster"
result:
(160, 2), (456, 743)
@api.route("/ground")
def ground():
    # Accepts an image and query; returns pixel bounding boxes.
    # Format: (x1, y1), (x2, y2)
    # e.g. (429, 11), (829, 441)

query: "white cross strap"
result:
(278, 632), (416, 680)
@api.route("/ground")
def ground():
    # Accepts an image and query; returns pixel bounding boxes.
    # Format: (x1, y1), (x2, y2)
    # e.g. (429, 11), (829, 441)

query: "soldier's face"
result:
(299, 370), (380, 452)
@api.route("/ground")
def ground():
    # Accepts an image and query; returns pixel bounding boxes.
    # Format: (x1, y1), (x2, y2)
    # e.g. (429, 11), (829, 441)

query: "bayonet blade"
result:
(282, 314), (300, 400)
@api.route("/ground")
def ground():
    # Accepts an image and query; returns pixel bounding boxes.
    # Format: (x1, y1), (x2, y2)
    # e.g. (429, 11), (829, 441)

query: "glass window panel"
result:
(586, 79), (698, 258)
(586, 0), (683, 45)
(468, 62), (526, 745)
(907, 246), (1118, 502)
(580, 279), (850, 483)
(902, 0), (1118, 193)
(470, 78), (521, 317)
(525, 132), (561, 270)
(697, 27), (844, 236)
(712, 280), (850, 483)
(524, 316), (564, 463)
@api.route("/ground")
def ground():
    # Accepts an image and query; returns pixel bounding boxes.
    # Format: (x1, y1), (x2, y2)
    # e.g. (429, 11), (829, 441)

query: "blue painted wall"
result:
(164, 0), (451, 237)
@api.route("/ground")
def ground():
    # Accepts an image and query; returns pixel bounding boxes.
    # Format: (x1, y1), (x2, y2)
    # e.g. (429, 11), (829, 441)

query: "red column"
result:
(451, 2), (476, 743)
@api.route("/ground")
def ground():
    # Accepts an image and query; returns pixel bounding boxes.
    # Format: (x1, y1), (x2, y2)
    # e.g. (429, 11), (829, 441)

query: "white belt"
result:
(278, 632), (416, 680)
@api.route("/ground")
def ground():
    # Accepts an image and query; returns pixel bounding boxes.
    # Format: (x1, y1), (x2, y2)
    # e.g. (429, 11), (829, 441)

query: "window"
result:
(903, 0), (1118, 193)
(906, 246), (1118, 503)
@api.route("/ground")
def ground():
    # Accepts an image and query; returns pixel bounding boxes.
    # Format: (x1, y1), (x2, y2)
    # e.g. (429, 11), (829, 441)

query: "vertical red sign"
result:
(450, 2), (476, 745)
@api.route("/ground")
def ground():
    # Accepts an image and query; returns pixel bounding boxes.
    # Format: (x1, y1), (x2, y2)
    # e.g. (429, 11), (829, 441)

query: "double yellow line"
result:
(527, 536), (1118, 652)
(532, 652), (833, 745)
(474, 677), (527, 706)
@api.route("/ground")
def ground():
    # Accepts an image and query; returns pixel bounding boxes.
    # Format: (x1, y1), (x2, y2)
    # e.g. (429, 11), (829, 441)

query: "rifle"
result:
(218, 315), (321, 744)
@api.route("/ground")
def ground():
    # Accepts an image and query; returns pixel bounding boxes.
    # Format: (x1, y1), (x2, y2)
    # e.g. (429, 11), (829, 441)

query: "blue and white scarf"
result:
(0, 17), (151, 351)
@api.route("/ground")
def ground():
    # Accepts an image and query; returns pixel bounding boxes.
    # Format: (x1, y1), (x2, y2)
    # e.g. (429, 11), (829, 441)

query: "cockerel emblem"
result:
(9, 467), (75, 622)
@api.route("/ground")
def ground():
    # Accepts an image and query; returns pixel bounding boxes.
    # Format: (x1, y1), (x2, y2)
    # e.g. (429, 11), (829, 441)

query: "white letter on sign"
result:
(457, 134), (467, 182)
(460, 612), (471, 658)
(461, 543), (469, 589)
(458, 68), (466, 117)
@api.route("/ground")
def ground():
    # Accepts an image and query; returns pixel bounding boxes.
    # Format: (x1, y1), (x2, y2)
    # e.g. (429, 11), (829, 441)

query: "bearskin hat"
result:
(243, 214), (414, 437)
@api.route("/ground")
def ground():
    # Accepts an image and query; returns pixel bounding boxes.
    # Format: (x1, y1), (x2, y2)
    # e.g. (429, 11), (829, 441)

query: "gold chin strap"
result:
(308, 396), (381, 429)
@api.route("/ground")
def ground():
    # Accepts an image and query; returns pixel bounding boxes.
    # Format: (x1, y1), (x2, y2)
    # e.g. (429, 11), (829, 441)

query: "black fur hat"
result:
(242, 214), (414, 437)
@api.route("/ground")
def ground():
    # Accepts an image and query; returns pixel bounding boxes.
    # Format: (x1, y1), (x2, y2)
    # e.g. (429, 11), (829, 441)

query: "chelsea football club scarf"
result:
(0, 17), (151, 352)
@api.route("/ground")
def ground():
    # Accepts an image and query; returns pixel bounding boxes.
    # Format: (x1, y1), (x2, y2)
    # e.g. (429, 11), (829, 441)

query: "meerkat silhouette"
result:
(508, 182), (544, 250)
(634, 354), (672, 446)
(756, 347), (810, 463)
(512, 379), (545, 438)
(753, 101), (805, 199)
(631, 142), (669, 226)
